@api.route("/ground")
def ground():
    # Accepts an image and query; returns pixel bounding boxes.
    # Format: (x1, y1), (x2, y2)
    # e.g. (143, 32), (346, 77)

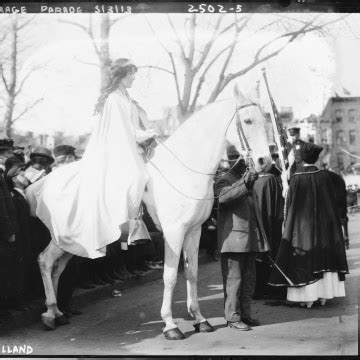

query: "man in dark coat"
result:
(269, 142), (349, 291)
(215, 146), (268, 330)
(4, 158), (33, 310)
(0, 139), (17, 309)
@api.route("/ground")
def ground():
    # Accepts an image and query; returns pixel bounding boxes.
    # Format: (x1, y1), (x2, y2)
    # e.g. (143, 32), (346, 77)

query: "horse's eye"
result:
(244, 118), (253, 125)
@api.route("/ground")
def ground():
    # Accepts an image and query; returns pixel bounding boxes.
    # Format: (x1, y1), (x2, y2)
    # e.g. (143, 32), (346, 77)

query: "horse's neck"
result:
(162, 99), (234, 174)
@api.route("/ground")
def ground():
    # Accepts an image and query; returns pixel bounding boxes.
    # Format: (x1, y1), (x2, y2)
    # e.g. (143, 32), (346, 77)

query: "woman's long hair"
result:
(93, 58), (137, 115)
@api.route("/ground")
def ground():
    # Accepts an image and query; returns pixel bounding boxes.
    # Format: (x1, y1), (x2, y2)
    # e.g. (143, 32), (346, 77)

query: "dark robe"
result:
(252, 174), (284, 258)
(252, 173), (285, 298)
(268, 166), (349, 287)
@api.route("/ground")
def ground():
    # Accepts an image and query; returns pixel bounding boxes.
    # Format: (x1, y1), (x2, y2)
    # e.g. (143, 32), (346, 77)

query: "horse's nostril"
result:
(258, 157), (264, 165)
(244, 118), (253, 125)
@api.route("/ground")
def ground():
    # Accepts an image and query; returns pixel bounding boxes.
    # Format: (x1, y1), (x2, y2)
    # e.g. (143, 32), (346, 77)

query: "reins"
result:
(146, 102), (258, 201)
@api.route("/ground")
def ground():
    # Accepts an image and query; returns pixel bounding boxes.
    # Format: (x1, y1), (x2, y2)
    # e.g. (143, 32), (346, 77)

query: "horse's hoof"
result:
(55, 315), (70, 326)
(41, 315), (56, 330)
(164, 327), (186, 340)
(320, 298), (326, 306)
(194, 320), (214, 333)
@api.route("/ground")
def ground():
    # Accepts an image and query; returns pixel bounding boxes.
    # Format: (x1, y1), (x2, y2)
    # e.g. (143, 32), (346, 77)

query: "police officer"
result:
(287, 127), (306, 177)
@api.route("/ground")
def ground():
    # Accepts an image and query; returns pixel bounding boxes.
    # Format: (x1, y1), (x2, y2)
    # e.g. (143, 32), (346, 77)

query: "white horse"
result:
(32, 86), (270, 339)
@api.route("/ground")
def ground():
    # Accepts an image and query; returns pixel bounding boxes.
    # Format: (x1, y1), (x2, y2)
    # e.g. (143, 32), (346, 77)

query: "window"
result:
(337, 153), (344, 170)
(349, 130), (356, 145)
(321, 129), (327, 142)
(336, 130), (345, 144)
(335, 109), (343, 122)
(348, 109), (356, 122)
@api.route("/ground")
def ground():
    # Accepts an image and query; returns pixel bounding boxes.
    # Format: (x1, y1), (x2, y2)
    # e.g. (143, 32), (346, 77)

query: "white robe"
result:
(26, 90), (152, 259)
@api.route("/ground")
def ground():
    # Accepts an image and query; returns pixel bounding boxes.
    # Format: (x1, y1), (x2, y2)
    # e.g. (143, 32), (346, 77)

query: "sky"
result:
(1, 13), (360, 136)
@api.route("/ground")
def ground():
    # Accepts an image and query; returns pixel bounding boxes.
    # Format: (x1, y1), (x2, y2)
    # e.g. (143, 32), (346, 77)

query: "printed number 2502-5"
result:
(188, 4), (242, 13)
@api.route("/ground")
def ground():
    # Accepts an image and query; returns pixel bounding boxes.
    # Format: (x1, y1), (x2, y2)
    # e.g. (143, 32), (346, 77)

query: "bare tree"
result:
(58, 14), (128, 90)
(0, 15), (43, 137)
(146, 14), (350, 122)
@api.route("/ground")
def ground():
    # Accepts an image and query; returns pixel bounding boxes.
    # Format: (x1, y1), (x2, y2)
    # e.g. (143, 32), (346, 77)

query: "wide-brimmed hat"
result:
(0, 139), (14, 151)
(30, 146), (54, 164)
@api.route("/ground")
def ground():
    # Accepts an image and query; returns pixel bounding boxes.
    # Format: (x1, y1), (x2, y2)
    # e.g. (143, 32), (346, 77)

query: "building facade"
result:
(316, 97), (360, 173)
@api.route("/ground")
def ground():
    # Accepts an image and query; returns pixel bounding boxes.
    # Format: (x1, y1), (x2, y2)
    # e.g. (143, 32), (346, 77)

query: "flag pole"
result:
(261, 67), (288, 174)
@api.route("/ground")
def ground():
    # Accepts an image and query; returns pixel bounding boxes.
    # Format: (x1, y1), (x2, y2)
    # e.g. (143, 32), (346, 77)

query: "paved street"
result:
(2, 214), (359, 356)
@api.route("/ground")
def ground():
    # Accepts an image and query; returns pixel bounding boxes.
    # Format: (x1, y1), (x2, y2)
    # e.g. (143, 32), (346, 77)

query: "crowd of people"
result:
(0, 140), (165, 318)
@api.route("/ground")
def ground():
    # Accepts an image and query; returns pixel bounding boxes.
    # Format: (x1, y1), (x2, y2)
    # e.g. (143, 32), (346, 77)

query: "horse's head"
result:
(225, 84), (271, 172)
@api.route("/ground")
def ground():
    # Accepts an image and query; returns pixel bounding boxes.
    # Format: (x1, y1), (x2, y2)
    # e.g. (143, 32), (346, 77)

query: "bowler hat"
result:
(0, 139), (14, 151)
(30, 146), (54, 164)
(54, 145), (77, 158)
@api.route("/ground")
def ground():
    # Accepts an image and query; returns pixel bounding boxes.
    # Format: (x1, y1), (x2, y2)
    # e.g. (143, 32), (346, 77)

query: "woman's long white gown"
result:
(26, 90), (152, 259)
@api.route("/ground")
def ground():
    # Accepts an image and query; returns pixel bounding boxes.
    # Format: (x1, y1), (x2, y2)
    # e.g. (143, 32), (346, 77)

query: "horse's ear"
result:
(233, 84), (248, 105)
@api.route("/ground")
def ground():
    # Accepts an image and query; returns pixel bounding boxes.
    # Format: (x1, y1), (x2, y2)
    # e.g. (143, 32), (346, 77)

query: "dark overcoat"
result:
(214, 171), (270, 254)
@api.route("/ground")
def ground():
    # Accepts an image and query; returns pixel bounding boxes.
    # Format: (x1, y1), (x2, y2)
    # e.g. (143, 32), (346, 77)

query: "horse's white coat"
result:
(36, 89), (270, 335)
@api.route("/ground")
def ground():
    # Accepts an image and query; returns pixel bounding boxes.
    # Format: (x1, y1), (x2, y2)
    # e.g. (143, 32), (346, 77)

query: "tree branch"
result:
(167, 14), (187, 62)
(138, 65), (174, 75)
(58, 17), (101, 59)
(12, 97), (43, 123)
(17, 16), (36, 31)
(144, 16), (182, 110)
(110, 14), (131, 27)
(212, 15), (349, 100)
(207, 16), (251, 103)
(0, 63), (9, 93)
(192, 15), (223, 74)
(74, 57), (100, 67)
(188, 14), (196, 63)
(219, 15), (249, 35)
(15, 65), (42, 97)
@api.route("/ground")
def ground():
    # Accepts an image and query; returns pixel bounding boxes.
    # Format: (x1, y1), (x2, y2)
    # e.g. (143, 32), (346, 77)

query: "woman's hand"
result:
(147, 129), (159, 139)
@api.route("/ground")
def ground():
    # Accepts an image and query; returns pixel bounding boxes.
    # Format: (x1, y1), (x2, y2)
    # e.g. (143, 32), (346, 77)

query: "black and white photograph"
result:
(0, 0), (358, 356)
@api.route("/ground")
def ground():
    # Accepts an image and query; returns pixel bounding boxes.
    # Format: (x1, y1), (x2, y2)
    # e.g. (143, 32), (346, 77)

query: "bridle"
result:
(146, 102), (259, 200)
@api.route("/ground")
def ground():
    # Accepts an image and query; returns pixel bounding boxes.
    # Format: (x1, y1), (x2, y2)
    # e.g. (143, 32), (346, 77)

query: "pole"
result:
(261, 67), (288, 173)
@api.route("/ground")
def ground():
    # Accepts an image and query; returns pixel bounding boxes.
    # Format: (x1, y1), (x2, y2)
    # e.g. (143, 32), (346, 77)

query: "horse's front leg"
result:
(183, 227), (214, 333)
(161, 226), (185, 340)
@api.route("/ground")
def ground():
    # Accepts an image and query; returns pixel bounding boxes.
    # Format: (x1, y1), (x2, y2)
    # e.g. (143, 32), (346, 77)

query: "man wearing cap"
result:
(287, 127), (306, 177)
(4, 157), (32, 310)
(215, 145), (268, 330)
(52, 145), (78, 170)
(268, 142), (349, 307)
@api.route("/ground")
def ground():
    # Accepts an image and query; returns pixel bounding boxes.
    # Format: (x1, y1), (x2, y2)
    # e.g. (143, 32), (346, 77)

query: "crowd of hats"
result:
(0, 138), (80, 181)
